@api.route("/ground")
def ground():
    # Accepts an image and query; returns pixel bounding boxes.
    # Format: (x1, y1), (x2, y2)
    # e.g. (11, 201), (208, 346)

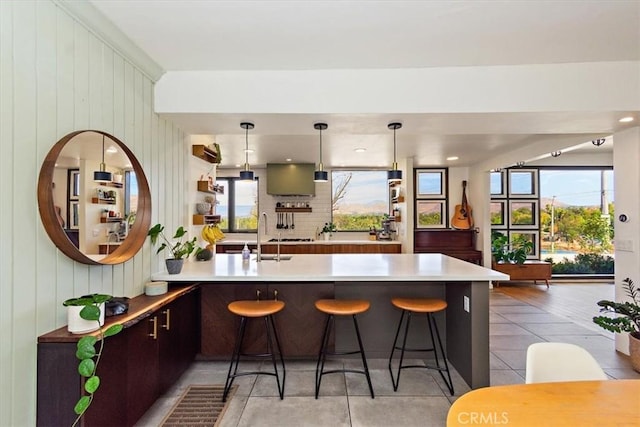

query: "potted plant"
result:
(321, 222), (337, 241)
(148, 223), (197, 274)
(593, 277), (640, 372)
(63, 294), (123, 426)
(491, 232), (533, 264)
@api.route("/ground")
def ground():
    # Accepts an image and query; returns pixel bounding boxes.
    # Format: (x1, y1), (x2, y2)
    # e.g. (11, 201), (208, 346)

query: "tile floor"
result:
(135, 286), (640, 427)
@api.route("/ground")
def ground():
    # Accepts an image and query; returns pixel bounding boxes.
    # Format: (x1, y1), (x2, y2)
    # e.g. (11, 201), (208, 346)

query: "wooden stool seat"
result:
(228, 300), (285, 317)
(391, 298), (447, 313)
(315, 299), (370, 316)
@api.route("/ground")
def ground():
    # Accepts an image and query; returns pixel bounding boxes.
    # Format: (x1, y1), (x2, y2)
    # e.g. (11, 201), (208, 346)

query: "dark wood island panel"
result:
(200, 282), (334, 357)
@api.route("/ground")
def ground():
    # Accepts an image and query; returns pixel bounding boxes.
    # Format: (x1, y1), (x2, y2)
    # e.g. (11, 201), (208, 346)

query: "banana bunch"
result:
(201, 224), (225, 247)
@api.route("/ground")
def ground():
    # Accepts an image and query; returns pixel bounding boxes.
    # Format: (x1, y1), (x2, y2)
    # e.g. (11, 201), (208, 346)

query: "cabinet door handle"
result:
(273, 289), (278, 301)
(162, 309), (171, 331)
(256, 289), (261, 301)
(149, 316), (158, 339)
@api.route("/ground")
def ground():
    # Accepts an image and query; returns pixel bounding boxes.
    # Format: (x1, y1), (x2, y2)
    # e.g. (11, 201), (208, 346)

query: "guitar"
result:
(451, 180), (473, 230)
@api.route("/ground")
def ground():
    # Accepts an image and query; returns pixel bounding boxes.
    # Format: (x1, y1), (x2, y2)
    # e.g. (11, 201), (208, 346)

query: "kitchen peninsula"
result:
(153, 253), (508, 389)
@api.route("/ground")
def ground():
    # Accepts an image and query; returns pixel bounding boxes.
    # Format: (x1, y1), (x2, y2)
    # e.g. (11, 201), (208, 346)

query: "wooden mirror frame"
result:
(38, 130), (152, 265)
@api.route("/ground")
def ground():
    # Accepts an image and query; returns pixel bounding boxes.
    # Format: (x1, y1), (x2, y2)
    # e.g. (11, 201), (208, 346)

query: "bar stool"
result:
(388, 297), (454, 395)
(222, 299), (286, 402)
(314, 299), (374, 399)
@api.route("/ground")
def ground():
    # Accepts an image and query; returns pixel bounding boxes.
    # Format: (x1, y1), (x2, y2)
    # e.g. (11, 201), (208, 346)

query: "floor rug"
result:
(161, 384), (236, 426)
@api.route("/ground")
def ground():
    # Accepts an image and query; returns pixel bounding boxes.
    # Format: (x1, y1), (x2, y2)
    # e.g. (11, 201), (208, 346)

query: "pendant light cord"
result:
(245, 125), (249, 165)
(393, 127), (397, 164)
(319, 126), (323, 164)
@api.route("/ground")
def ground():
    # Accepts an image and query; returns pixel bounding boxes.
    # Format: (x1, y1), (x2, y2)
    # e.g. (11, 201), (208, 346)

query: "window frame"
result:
(215, 176), (259, 233)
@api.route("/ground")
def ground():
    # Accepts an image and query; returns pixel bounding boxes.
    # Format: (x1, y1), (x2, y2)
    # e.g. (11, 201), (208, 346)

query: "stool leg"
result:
(352, 314), (374, 399)
(427, 313), (454, 395)
(390, 310), (412, 392)
(223, 315), (247, 402)
(315, 314), (333, 399)
(388, 309), (406, 390)
(266, 314), (286, 399)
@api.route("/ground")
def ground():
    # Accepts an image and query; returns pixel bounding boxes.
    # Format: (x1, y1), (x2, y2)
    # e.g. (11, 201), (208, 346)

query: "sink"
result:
(255, 255), (292, 261)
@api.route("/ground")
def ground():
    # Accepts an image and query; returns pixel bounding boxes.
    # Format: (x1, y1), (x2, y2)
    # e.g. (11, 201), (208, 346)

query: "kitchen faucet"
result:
(257, 212), (268, 262)
(106, 231), (119, 254)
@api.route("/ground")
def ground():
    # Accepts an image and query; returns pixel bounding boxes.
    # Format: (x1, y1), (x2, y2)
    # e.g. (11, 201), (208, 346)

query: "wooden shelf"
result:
(193, 214), (221, 225)
(99, 181), (123, 188)
(196, 181), (224, 194)
(192, 145), (219, 164)
(100, 217), (123, 223)
(275, 207), (312, 213)
(91, 197), (116, 205)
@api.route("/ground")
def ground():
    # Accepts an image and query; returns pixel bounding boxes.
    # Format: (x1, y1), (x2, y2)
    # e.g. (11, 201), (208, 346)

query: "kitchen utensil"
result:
(291, 212), (295, 229)
(284, 213), (289, 229)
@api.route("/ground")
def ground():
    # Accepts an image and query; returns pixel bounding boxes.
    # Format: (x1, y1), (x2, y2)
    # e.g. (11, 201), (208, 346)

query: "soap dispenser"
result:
(242, 243), (250, 261)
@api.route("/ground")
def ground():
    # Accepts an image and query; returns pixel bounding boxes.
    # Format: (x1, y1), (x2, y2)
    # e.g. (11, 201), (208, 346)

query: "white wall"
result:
(613, 127), (640, 354)
(0, 2), (186, 425)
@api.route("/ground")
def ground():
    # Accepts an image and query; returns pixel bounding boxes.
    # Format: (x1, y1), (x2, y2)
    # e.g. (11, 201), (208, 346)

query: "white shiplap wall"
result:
(0, 2), (185, 425)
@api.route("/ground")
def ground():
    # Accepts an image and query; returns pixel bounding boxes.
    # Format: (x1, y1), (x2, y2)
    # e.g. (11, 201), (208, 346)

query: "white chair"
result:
(525, 342), (608, 383)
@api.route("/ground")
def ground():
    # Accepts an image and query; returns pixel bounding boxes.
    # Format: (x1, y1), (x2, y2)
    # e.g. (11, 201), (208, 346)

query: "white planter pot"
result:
(323, 233), (330, 241)
(67, 302), (105, 334)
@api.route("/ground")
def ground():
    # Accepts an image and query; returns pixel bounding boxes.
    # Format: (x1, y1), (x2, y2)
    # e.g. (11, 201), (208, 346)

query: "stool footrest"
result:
(323, 349), (363, 357)
(392, 346), (435, 353)
(320, 368), (368, 376)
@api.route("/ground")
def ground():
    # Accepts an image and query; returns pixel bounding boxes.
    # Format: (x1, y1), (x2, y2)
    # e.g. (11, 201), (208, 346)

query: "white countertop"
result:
(152, 253), (509, 282)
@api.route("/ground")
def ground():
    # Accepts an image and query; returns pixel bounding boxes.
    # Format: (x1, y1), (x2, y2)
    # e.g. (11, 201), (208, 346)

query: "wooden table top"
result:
(447, 380), (640, 426)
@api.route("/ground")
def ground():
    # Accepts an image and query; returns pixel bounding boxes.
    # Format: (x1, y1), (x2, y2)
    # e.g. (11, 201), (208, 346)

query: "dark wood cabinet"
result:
(216, 242), (401, 255)
(37, 286), (199, 427)
(414, 229), (482, 264)
(200, 282), (334, 358)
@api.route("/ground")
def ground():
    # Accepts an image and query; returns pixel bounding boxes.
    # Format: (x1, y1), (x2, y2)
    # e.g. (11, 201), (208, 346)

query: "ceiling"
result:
(89, 0), (639, 169)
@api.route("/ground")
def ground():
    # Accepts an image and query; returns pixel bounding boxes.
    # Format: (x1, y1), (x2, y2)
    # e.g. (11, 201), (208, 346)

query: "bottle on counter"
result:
(242, 243), (250, 261)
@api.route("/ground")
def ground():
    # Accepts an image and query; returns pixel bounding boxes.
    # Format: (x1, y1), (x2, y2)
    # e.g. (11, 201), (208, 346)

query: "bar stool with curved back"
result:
(222, 296), (286, 402)
(388, 297), (454, 395)
(314, 299), (375, 399)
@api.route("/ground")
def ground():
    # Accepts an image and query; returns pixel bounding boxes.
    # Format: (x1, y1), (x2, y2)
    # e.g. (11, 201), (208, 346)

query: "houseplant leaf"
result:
(78, 358), (96, 377)
(104, 324), (123, 337)
(84, 375), (101, 394)
(74, 396), (92, 416)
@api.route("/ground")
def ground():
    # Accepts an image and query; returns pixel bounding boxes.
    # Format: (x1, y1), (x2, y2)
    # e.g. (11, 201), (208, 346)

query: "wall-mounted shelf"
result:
(100, 217), (123, 223)
(196, 181), (224, 194)
(192, 145), (219, 164)
(193, 214), (221, 225)
(99, 181), (123, 189)
(91, 197), (116, 205)
(275, 207), (312, 213)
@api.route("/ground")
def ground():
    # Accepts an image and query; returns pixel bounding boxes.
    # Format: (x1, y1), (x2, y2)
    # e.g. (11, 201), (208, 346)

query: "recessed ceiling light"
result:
(446, 156), (459, 161)
(235, 164), (241, 168)
(286, 158), (292, 162)
(244, 149), (254, 153)
(619, 116), (634, 123)
(354, 148), (366, 153)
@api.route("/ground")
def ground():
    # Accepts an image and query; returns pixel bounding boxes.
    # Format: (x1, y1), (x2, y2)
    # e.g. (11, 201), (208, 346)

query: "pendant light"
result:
(387, 122), (402, 182)
(93, 134), (113, 182)
(313, 123), (328, 182)
(239, 122), (255, 181)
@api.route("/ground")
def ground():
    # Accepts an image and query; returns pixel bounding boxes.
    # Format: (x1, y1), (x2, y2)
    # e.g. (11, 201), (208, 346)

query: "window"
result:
(414, 168), (449, 228)
(215, 177), (258, 232)
(331, 170), (388, 231)
(124, 170), (138, 219)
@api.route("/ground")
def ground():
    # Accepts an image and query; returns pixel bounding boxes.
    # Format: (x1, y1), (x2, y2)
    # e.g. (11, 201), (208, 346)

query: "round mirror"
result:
(38, 130), (151, 265)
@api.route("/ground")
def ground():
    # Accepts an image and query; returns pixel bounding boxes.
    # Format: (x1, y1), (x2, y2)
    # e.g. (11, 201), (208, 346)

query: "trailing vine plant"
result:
(63, 294), (123, 426)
